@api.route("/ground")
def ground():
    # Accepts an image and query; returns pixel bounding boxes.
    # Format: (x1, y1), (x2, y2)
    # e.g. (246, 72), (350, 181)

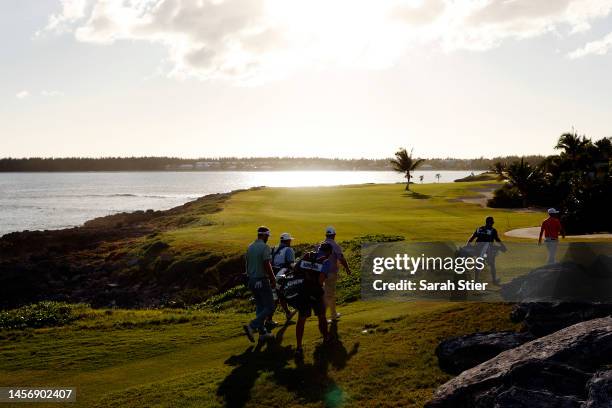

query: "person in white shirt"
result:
(268, 232), (296, 324)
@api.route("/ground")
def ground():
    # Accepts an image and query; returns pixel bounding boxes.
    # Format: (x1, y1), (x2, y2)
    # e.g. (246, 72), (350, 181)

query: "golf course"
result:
(0, 180), (605, 407)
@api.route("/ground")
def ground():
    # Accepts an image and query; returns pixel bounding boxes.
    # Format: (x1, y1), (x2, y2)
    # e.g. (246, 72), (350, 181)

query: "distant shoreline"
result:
(0, 170), (481, 236)
(0, 169), (484, 173)
(0, 156), (544, 172)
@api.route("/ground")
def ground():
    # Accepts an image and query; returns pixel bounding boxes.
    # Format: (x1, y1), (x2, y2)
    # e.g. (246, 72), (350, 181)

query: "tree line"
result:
(487, 132), (612, 234)
(0, 156), (545, 172)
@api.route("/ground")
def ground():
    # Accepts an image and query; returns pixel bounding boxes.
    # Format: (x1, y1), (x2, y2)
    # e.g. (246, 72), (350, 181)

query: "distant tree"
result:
(419, 175), (424, 183)
(390, 148), (425, 191)
(435, 173), (441, 183)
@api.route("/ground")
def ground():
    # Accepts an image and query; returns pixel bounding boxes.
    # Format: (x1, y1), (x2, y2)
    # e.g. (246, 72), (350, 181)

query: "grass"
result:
(0, 302), (90, 330)
(0, 302), (518, 408)
(159, 181), (545, 253)
(0, 181), (600, 407)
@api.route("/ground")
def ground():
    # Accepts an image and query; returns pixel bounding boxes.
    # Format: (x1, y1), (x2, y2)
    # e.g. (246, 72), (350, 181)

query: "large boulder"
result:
(584, 371), (612, 408)
(436, 331), (535, 374)
(484, 386), (584, 408)
(426, 317), (612, 408)
(501, 256), (612, 303)
(511, 302), (612, 337)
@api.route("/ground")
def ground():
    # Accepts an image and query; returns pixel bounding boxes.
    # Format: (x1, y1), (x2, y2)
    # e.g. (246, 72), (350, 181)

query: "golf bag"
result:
(277, 268), (304, 309)
(278, 251), (326, 308)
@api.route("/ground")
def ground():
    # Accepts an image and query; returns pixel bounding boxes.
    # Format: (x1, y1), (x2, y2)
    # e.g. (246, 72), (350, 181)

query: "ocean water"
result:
(0, 170), (479, 236)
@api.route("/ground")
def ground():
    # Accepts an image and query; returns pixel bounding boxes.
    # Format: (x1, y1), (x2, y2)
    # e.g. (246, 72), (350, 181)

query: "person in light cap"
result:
(267, 232), (296, 325)
(243, 226), (276, 343)
(322, 226), (351, 323)
(539, 208), (565, 264)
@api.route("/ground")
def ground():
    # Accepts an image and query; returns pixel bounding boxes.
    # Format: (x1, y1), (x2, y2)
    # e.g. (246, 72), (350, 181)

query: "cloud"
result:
(41, 90), (65, 97)
(568, 30), (612, 58)
(44, 0), (89, 33)
(16, 90), (30, 99)
(43, 0), (612, 83)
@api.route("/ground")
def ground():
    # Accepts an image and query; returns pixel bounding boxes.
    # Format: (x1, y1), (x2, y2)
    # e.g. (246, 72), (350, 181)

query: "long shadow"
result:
(217, 324), (294, 407)
(402, 191), (432, 200)
(217, 321), (359, 408)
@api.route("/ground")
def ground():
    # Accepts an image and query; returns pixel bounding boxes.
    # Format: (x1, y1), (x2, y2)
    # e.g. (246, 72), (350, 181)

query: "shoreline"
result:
(0, 169), (487, 173)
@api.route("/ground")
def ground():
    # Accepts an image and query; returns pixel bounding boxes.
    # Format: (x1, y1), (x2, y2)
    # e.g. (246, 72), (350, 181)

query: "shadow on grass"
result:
(402, 191), (432, 200)
(217, 321), (359, 408)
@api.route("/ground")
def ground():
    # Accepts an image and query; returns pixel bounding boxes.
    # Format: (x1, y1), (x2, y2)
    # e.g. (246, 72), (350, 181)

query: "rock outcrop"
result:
(584, 370), (612, 408)
(511, 302), (612, 336)
(435, 331), (535, 374)
(427, 317), (612, 408)
(500, 255), (612, 303)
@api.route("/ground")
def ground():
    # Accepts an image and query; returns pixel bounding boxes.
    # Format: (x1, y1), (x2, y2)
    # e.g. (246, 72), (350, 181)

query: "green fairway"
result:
(161, 181), (545, 253)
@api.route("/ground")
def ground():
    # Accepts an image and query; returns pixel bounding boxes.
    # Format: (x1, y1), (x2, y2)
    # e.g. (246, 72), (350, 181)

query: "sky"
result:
(1, 0), (612, 159)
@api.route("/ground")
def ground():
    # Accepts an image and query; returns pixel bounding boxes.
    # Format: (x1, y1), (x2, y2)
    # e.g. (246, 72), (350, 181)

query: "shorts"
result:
(296, 292), (325, 318)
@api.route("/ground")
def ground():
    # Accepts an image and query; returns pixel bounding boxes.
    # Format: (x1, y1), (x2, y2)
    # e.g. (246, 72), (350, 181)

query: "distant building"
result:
(195, 161), (215, 169)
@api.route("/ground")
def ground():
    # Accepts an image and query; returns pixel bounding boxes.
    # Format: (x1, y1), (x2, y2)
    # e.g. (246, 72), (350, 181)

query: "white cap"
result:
(325, 226), (336, 235)
(280, 232), (293, 241)
(547, 208), (559, 214)
(257, 226), (271, 236)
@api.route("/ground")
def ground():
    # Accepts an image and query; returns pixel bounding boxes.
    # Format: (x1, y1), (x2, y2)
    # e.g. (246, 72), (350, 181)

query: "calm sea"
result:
(0, 170), (479, 236)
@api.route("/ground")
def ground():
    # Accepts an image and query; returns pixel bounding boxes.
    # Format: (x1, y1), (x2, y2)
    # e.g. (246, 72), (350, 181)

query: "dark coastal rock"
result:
(501, 256), (612, 303)
(426, 317), (612, 408)
(511, 302), (612, 336)
(493, 386), (583, 408)
(0, 192), (241, 309)
(436, 331), (535, 374)
(584, 371), (612, 408)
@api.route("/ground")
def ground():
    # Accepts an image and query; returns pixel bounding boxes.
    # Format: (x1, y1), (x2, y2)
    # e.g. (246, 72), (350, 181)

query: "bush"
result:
(190, 286), (250, 312)
(0, 302), (89, 330)
(487, 185), (523, 208)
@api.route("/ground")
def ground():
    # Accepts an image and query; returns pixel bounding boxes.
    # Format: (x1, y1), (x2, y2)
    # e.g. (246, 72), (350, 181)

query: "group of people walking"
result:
(243, 209), (564, 357)
(464, 208), (566, 283)
(243, 225), (351, 358)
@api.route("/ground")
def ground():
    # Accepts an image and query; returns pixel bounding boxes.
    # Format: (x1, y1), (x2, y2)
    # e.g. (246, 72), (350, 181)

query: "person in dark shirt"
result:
(293, 242), (333, 359)
(466, 216), (506, 285)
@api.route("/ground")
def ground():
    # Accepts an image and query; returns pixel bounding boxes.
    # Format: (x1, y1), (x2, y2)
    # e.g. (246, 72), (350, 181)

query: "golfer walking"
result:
(538, 208), (565, 264)
(243, 226), (276, 343)
(322, 226), (351, 323)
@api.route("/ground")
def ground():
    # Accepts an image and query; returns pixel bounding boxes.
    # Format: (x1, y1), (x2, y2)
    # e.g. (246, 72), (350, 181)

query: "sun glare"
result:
(265, 0), (409, 69)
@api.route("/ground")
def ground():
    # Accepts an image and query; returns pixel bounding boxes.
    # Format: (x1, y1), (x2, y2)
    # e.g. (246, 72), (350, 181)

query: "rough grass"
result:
(0, 302), (517, 408)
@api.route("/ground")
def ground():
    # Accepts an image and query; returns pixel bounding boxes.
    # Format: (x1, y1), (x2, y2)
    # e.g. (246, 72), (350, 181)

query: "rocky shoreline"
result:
(0, 191), (246, 309)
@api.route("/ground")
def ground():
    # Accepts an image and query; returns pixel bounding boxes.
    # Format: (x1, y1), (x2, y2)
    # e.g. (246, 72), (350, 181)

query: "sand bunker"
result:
(505, 226), (612, 240)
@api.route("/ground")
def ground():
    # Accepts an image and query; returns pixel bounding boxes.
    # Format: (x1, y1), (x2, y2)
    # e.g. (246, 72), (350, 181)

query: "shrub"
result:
(0, 302), (89, 330)
(487, 185), (523, 208)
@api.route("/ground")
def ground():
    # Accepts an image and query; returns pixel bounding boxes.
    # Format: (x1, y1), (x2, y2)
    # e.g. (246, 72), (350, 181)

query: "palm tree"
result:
(390, 148), (425, 191)
(555, 132), (589, 162)
(505, 158), (544, 207)
(435, 173), (441, 183)
(490, 161), (506, 180)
